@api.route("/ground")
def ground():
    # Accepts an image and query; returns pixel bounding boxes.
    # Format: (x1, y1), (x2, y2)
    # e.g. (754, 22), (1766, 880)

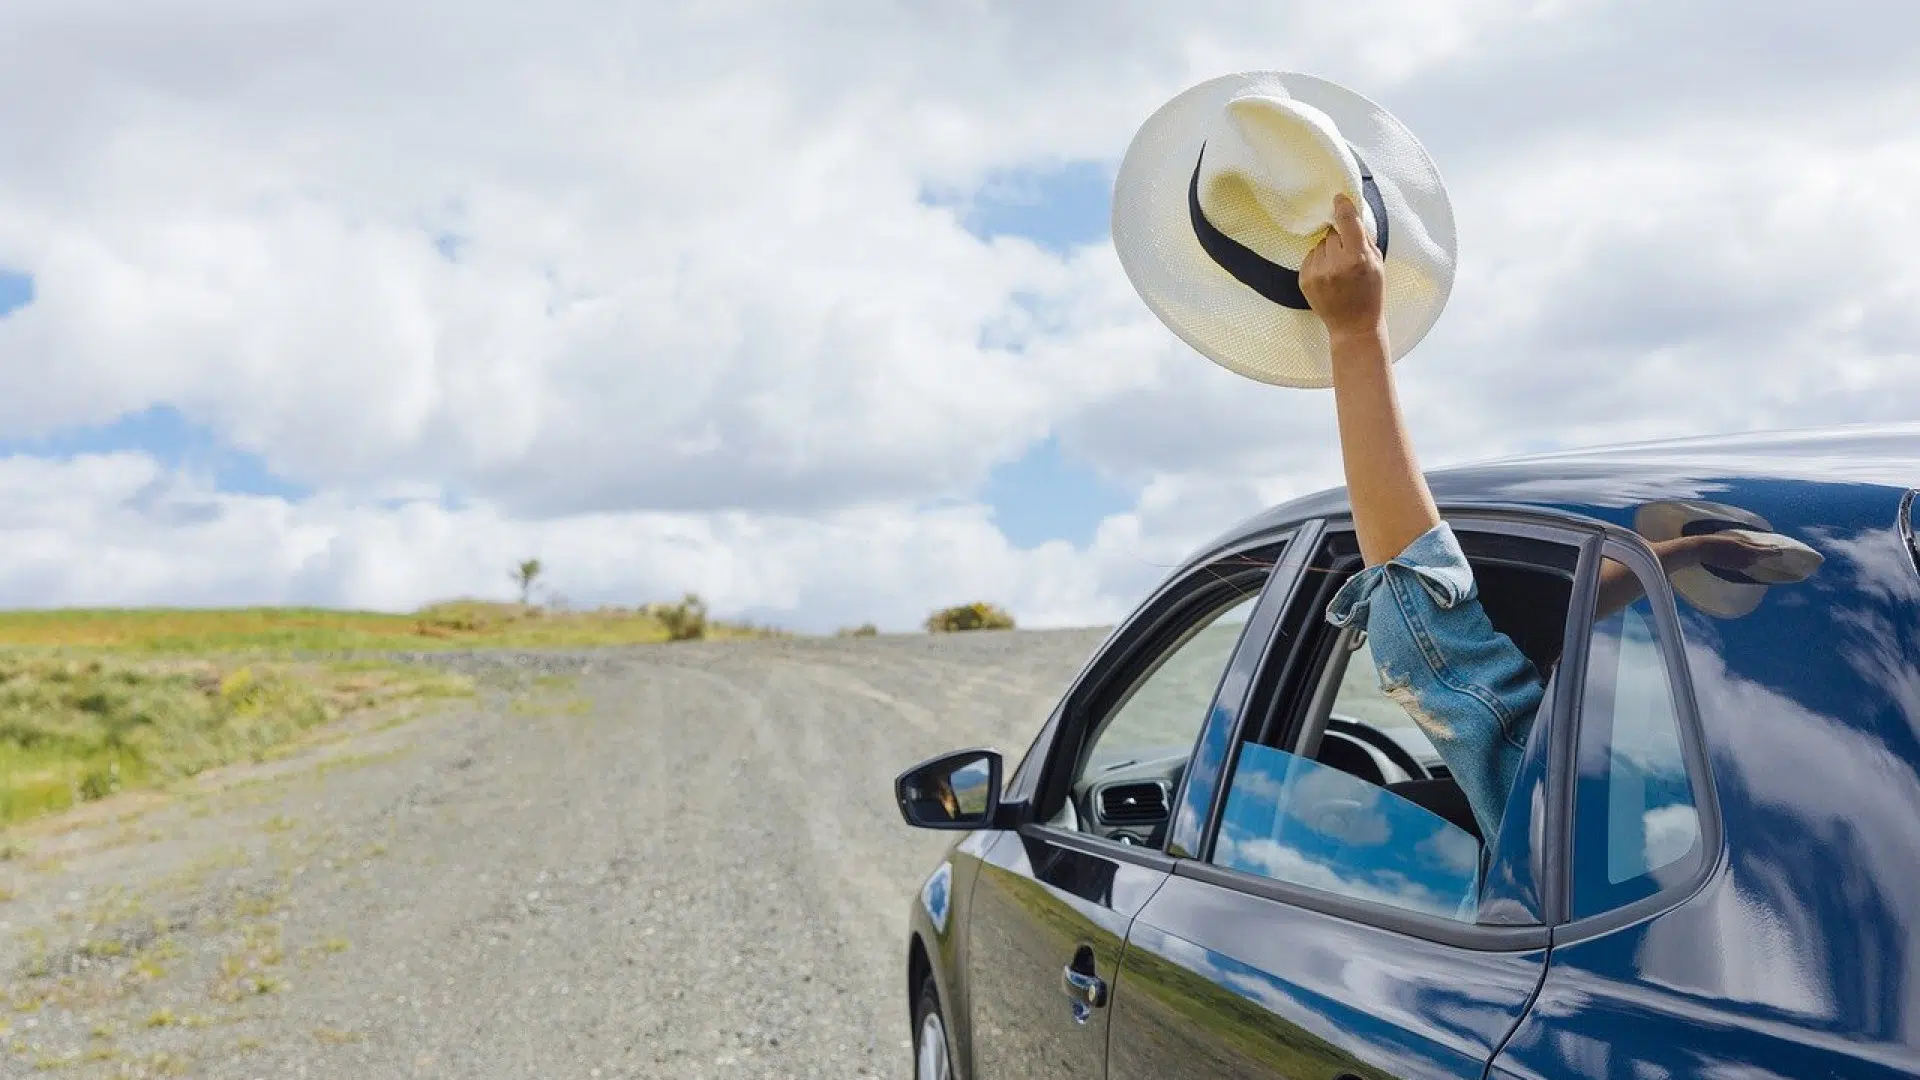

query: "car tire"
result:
(913, 972), (954, 1080)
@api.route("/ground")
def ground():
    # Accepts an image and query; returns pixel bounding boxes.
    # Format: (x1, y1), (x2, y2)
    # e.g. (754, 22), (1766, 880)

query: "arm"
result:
(1300, 193), (1439, 567)
(1305, 196), (1540, 839)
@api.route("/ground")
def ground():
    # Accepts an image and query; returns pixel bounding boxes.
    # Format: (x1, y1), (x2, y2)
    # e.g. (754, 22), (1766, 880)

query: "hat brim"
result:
(1112, 72), (1457, 389)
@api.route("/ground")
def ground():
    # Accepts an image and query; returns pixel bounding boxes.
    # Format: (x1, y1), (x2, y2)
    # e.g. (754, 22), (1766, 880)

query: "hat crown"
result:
(1198, 89), (1371, 250)
(1109, 70), (1457, 389)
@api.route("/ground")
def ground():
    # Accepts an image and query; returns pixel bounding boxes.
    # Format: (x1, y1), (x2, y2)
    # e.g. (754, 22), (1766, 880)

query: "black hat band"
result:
(1188, 141), (1389, 311)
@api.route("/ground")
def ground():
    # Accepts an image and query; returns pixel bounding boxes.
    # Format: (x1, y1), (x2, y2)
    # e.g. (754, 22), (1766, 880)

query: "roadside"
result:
(0, 630), (1106, 1078)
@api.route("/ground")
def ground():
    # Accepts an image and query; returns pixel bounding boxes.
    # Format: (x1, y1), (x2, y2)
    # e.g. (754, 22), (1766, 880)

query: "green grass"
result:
(0, 600), (781, 654)
(0, 599), (787, 832)
(0, 653), (472, 828)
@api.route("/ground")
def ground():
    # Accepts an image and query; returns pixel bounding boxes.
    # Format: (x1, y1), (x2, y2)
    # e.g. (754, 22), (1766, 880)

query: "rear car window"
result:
(1570, 559), (1704, 919)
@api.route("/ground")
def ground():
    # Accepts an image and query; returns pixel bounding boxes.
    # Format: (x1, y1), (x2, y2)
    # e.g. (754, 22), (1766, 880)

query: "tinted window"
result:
(1571, 562), (1703, 918)
(1213, 743), (1482, 921)
(1082, 592), (1258, 775)
(1208, 627), (1496, 925)
(1065, 555), (1274, 845)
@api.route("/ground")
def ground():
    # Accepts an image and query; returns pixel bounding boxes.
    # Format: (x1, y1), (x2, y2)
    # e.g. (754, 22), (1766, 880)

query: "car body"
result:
(894, 423), (1920, 1080)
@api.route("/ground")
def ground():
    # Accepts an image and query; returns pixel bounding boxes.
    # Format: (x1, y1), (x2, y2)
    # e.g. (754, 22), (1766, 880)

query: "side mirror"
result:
(895, 748), (1002, 830)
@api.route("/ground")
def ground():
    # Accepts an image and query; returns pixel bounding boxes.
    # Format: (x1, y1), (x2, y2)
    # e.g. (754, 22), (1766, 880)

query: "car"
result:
(892, 423), (1920, 1080)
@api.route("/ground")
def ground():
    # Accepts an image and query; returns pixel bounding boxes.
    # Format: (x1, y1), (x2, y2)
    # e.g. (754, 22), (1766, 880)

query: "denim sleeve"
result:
(1326, 523), (1546, 840)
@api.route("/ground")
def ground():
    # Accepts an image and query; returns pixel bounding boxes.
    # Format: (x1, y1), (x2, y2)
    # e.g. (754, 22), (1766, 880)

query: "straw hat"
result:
(1112, 71), (1456, 388)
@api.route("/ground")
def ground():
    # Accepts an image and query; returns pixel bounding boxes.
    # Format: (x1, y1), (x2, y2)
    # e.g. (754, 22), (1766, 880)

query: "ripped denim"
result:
(1326, 523), (1546, 841)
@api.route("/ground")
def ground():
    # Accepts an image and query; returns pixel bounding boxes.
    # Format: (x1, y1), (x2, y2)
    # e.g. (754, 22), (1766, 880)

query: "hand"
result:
(1690, 531), (1777, 574)
(1300, 192), (1386, 342)
(1656, 532), (1775, 574)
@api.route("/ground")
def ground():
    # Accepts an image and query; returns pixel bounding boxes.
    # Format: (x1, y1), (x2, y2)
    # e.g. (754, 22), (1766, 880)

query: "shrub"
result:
(836, 623), (879, 638)
(924, 602), (1016, 634)
(650, 593), (709, 642)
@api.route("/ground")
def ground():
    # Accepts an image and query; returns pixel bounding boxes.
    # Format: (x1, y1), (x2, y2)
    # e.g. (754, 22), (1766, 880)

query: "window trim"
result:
(1901, 489), (1919, 582)
(1183, 508), (1601, 951)
(1172, 859), (1552, 952)
(1552, 535), (1726, 944)
(1025, 527), (1300, 853)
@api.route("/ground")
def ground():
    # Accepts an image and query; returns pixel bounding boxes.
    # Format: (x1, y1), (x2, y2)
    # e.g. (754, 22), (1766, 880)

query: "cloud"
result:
(0, 0), (1915, 616)
(0, 452), (1170, 630)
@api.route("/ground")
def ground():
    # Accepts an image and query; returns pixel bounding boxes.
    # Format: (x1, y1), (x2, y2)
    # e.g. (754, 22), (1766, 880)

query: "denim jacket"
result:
(1325, 523), (1546, 840)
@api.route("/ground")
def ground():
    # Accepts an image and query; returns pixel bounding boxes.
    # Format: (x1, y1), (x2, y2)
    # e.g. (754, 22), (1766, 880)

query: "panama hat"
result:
(1634, 500), (1825, 619)
(1112, 72), (1457, 389)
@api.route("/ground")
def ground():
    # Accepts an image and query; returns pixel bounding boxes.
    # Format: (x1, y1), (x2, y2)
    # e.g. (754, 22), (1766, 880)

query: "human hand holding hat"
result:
(1300, 192), (1386, 347)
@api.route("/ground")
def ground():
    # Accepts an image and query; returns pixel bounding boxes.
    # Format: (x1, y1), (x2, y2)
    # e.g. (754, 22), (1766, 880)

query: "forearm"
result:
(1329, 326), (1441, 567)
(1592, 559), (1646, 623)
(1591, 537), (1709, 622)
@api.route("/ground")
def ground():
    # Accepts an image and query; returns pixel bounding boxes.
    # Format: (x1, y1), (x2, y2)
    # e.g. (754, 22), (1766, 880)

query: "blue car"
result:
(894, 424), (1920, 1080)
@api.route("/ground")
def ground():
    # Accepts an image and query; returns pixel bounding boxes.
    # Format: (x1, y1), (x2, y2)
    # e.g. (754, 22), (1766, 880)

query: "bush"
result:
(650, 593), (709, 642)
(836, 623), (879, 638)
(924, 602), (1016, 634)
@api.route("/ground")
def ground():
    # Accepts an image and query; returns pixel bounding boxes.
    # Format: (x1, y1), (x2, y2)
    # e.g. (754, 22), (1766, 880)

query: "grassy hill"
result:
(0, 599), (779, 654)
(0, 599), (782, 831)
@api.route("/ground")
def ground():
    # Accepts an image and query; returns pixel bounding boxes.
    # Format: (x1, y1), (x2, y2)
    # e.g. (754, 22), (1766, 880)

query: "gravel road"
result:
(0, 629), (1110, 1079)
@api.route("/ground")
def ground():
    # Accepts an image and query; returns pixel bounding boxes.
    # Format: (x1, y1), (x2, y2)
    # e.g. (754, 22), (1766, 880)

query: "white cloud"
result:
(0, 0), (1916, 618)
(0, 452), (1159, 631)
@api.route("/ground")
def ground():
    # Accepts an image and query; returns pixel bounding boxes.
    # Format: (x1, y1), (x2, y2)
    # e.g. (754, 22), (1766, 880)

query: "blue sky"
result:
(0, 270), (30, 317)
(0, 265), (309, 500)
(952, 160), (1138, 547)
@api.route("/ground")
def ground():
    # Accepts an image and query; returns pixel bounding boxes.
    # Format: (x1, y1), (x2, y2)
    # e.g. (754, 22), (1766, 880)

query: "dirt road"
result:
(0, 629), (1109, 1079)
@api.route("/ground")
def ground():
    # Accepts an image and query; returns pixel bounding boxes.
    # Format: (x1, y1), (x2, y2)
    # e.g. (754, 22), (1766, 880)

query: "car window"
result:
(1571, 560), (1703, 919)
(1213, 742), (1482, 920)
(1084, 592), (1258, 771)
(1066, 582), (1264, 845)
(1204, 530), (1577, 927)
(1210, 628), (1492, 923)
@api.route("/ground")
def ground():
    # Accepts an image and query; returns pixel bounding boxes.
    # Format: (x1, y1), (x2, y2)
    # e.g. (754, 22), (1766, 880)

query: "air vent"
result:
(1099, 783), (1168, 825)
(1425, 764), (1452, 780)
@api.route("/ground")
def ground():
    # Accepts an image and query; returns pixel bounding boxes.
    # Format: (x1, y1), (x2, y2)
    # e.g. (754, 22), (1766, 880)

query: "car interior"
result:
(1059, 531), (1578, 854)
(1263, 547), (1576, 845)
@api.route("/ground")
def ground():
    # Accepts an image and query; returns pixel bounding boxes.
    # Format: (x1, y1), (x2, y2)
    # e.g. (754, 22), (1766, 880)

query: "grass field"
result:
(0, 600), (780, 654)
(0, 653), (474, 828)
(0, 599), (782, 832)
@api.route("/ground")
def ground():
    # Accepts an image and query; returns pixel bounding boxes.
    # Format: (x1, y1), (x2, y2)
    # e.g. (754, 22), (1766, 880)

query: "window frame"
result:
(1019, 527), (1301, 869)
(1901, 488), (1919, 581)
(1550, 535), (1726, 944)
(1175, 508), (1610, 951)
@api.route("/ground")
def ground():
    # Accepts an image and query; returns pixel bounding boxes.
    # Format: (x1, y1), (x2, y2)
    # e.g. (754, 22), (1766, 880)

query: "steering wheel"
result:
(1326, 717), (1430, 781)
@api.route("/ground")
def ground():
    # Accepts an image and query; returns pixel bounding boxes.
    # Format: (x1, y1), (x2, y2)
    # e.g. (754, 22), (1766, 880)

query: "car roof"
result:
(1202, 422), (1920, 559)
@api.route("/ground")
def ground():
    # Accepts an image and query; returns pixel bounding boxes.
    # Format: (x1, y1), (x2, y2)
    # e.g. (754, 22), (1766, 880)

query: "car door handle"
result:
(1061, 965), (1108, 1011)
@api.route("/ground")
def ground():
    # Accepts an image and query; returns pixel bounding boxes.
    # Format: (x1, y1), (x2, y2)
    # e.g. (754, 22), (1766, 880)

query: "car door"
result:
(963, 530), (1306, 1080)
(1106, 518), (1592, 1080)
(1491, 535), (1920, 1080)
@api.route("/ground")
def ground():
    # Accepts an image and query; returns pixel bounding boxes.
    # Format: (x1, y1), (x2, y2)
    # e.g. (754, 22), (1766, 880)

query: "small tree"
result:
(924, 602), (1016, 634)
(837, 623), (879, 638)
(653, 592), (709, 642)
(513, 558), (543, 606)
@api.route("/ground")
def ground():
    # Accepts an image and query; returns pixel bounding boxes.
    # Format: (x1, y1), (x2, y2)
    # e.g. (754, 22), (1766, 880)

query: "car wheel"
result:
(913, 972), (953, 1080)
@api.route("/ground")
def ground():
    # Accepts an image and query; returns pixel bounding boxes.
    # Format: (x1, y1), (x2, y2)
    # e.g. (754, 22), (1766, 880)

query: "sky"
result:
(0, 0), (1916, 632)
